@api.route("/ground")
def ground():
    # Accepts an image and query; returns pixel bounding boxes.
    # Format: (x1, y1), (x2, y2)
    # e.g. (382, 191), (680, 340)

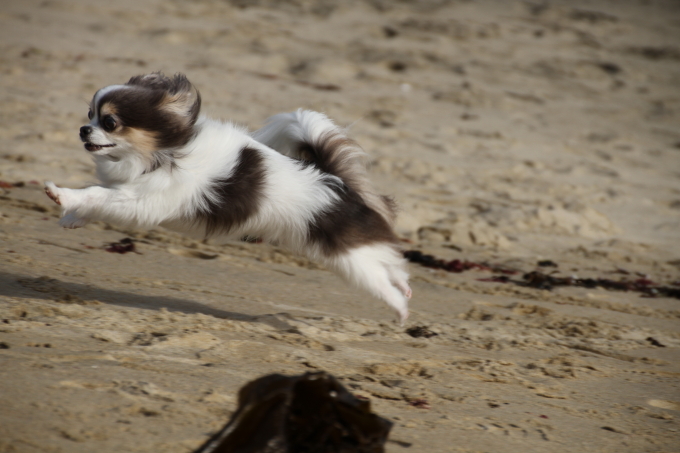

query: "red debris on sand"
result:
(408, 399), (431, 409)
(403, 250), (517, 275)
(405, 326), (439, 339)
(404, 250), (680, 299)
(477, 276), (510, 283)
(520, 271), (679, 298)
(0, 181), (26, 188)
(104, 238), (138, 254)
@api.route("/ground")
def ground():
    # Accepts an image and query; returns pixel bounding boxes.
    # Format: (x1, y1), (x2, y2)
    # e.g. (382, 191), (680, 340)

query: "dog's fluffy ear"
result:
(127, 72), (201, 127)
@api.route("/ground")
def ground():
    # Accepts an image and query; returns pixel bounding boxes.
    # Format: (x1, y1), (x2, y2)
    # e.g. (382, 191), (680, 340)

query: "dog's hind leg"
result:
(327, 244), (410, 324)
(389, 265), (412, 300)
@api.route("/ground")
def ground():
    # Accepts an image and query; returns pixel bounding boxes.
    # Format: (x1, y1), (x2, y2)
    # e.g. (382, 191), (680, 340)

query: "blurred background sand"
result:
(1, 1), (679, 452)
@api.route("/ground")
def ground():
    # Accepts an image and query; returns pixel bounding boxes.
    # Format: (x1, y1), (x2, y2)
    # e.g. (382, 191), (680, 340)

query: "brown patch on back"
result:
(308, 184), (399, 256)
(299, 133), (397, 225)
(195, 147), (267, 237)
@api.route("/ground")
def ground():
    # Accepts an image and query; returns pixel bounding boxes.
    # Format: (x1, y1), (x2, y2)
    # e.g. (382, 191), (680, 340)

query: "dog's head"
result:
(81, 72), (201, 166)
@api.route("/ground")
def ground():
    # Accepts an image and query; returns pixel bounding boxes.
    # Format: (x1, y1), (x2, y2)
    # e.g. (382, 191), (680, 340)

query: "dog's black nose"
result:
(80, 125), (93, 138)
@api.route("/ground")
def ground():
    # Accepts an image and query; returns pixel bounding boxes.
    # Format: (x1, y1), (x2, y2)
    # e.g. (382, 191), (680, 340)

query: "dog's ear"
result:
(162, 74), (202, 127)
(127, 72), (201, 127)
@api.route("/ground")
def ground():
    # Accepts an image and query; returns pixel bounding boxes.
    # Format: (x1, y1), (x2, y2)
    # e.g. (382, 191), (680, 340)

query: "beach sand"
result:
(1, 0), (679, 451)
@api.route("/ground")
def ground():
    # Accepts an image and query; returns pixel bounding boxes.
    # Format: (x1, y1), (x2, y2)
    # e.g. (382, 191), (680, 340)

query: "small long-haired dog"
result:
(45, 72), (411, 322)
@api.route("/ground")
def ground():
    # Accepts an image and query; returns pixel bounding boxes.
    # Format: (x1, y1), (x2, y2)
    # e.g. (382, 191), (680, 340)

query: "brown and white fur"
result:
(44, 72), (411, 322)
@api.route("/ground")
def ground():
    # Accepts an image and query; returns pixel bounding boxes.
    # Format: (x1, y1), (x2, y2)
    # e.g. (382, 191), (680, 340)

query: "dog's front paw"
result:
(397, 308), (409, 327)
(58, 213), (88, 229)
(44, 181), (61, 205)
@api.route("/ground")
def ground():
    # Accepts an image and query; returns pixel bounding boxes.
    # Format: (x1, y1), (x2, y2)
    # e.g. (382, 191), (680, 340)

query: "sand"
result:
(1, 0), (679, 451)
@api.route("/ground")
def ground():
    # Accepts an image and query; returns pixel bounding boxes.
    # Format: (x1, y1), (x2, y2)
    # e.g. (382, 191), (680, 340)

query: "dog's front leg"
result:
(45, 181), (113, 229)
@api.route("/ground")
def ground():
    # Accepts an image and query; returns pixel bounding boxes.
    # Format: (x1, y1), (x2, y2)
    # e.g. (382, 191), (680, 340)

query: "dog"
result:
(44, 72), (411, 322)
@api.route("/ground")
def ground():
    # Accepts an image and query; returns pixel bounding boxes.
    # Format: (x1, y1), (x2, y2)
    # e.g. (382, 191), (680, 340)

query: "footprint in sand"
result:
(167, 248), (218, 259)
(647, 399), (680, 411)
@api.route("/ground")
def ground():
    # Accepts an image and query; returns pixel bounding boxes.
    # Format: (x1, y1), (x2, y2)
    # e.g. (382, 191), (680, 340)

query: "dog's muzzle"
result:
(80, 125), (93, 139)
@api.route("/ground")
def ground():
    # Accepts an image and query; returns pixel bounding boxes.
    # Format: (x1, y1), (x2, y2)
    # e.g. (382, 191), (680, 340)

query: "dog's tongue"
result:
(84, 143), (116, 152)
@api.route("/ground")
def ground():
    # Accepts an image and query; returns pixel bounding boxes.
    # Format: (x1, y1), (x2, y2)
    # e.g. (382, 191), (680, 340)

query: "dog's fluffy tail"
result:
(252, 109), (397, 225)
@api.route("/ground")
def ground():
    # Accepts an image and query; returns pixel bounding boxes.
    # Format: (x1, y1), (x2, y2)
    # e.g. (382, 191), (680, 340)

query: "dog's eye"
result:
(102, 116), (117, 132)
(87, 109), (93, 120)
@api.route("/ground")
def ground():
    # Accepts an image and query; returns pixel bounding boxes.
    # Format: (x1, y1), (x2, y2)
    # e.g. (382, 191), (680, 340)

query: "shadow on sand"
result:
(0, 271), (296, 330)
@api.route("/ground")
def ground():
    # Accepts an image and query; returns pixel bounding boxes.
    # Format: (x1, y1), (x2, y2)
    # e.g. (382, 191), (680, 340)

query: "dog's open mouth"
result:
(84, 143), (116, 152)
